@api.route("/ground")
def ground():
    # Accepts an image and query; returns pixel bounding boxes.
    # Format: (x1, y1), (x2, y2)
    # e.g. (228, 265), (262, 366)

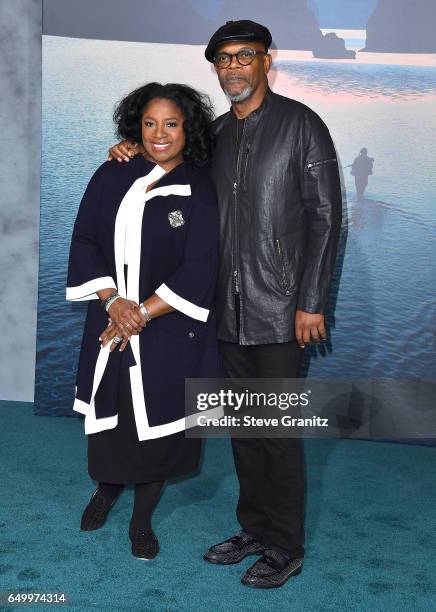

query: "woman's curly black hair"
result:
(113, 83), (215, 167)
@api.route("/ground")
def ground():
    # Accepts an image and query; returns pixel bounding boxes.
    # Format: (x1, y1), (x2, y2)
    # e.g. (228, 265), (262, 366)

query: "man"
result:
(110, 20), (342, 589)
(351, 147), (374, 199)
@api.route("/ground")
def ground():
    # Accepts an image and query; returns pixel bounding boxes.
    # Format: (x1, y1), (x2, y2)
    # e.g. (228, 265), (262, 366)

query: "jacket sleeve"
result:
(66, 163), (116, 301)
(297, 109), (342, 313)
(155, 176), (219, 322)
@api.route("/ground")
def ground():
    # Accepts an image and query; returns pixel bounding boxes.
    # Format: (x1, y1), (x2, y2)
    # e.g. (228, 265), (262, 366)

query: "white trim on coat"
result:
(73, 397), (118, 434)
(73, 394), (224, 439)
(66, 276), (116, 301)
(84, 413), (118, 435)
(72, 342), (117, 434)
(73, 398), (89, 416)
(155, 283), (209, 322)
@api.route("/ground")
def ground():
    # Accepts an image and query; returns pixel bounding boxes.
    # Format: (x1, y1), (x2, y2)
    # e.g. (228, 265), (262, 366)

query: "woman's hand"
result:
(99, 321), (131, 352)
(100, 299), (149, 351)
(108, 298), (145, 335)
(107, 140), (143, 163)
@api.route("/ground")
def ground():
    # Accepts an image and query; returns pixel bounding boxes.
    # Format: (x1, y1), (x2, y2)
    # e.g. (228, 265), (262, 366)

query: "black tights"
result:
(98, 481), (164, 529)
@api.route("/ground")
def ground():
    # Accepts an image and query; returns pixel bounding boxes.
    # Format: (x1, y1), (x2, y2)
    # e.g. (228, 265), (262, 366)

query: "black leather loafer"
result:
(241, 549), (303, 588)
(203, 531), (264, 565)
(80, 489), (118, 531)
(129, 527), (159, 560)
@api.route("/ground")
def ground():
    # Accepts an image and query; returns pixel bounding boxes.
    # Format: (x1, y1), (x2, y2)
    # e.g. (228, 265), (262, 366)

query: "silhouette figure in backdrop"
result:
(350, 148), (374, 199)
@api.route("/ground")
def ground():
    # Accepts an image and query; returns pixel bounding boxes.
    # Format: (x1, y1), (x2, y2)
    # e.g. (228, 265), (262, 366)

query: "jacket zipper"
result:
(232, 120), (246, 294)
(305, 157), (337, 171)
(242, 143), (251, 192)
(232, 179), (239, 293)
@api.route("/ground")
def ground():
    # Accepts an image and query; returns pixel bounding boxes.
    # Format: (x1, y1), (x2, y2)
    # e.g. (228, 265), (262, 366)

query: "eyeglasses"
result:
(213, 48), (266, 69)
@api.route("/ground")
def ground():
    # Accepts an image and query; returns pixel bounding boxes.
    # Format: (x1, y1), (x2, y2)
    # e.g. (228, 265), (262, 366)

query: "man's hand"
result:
(295, 310), (327, 349)
(108, 140), (143, 162)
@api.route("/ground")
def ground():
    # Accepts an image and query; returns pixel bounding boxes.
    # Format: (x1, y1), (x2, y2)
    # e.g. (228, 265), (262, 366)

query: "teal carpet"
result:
(1, 401), (435, 611)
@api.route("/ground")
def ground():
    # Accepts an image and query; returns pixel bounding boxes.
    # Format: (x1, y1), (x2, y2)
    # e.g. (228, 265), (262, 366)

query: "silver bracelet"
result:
(140, 303), (152, 324)
(101, 290), (118, 309)
(105, 294), (121, 312)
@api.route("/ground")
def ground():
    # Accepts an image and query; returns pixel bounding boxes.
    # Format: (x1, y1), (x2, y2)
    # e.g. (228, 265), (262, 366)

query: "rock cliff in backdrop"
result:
(43, 0), (213, 43)
(43, 0), (357, 57)
(363, 0), (436, 53)
(217, 0), (354, 57)
(217, 0), (323, 50)
(313, 33), (356, 59)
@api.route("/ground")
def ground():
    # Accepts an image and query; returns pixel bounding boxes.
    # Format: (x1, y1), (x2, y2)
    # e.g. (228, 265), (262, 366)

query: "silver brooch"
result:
(168, 210), (185, 228)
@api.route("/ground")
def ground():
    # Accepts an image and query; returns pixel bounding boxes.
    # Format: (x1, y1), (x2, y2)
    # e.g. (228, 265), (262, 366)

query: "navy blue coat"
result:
(66, 158), (222, 440)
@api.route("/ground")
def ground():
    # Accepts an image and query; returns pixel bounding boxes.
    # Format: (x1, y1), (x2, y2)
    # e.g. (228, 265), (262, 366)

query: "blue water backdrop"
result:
(36, 37), (436, 416)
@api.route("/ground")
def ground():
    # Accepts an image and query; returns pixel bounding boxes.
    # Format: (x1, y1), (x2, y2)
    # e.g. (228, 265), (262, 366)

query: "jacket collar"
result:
(230, 87), (272, 124)
(134, 157), (190, 187)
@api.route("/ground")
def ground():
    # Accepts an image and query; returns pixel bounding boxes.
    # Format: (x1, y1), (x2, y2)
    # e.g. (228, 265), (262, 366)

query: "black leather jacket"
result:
(210, 89), (342, 345)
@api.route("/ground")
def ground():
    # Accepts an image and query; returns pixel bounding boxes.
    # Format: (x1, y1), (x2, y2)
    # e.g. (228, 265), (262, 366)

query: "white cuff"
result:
(155, 283), (209, 322)
(66, 276), (116, 301)
(73, 397), (119, 434)
(73, 397), (90, 416)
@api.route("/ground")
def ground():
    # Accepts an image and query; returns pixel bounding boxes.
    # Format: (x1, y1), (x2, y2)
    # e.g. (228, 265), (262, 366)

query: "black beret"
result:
(205, 20), (272, 62)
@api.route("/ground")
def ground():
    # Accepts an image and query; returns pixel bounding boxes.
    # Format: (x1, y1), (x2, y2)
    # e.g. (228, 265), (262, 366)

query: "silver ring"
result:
(113, 336), (122, 344)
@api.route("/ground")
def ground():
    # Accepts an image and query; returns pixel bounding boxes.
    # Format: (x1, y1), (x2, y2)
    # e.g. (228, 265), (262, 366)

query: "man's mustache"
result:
(223, 75), (248, 84)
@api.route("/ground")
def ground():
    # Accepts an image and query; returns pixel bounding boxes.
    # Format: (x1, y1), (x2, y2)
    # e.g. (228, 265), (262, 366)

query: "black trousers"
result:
(219, 338), (305, 559)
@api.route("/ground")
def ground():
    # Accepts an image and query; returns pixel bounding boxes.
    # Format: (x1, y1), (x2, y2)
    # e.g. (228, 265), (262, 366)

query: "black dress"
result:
(87, 367), (202, 484)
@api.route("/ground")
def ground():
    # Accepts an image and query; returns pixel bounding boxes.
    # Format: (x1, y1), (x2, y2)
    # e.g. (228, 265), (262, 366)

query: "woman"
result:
(66, 83), (221, 560)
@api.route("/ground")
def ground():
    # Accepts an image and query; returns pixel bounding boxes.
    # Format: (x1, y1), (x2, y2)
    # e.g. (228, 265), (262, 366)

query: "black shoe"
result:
(129, 526), (159, 560)
(241, 549), (303, 589)
(203, 530), (264, 565)
(80, 489), (118, 531)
